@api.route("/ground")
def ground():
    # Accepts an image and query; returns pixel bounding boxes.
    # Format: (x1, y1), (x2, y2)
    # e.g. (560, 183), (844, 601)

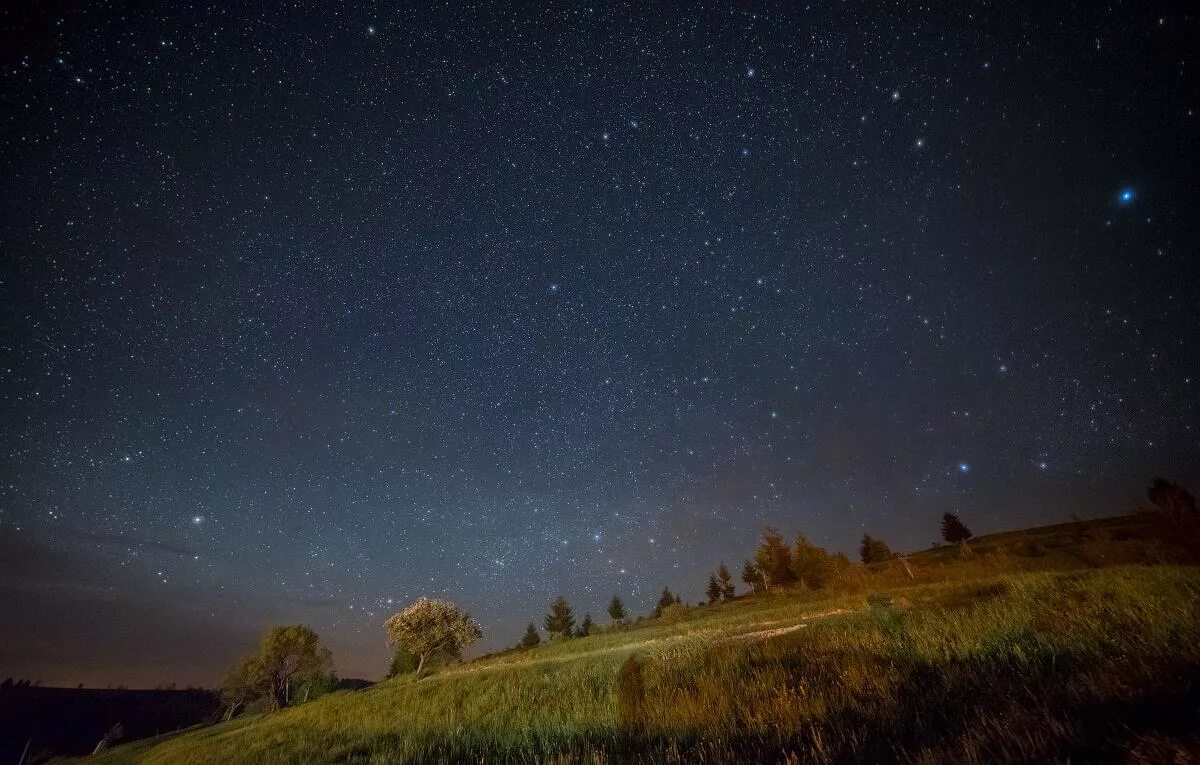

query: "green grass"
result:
(84, 516), (1200, 763)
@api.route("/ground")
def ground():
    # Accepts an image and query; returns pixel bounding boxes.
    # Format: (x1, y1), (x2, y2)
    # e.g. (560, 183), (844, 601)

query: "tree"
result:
(755, 527), (796, 588)
(255, 626), (333, 711)
(860, 534), (893, 564)
(577, 613), (594, 637)
(741, 559), (765, 593)
(607, 595), (627, 623)
(705, 573), (722, 604)
(385, 598), (481, 677)
(218, 655), (263, 720)
(790, 533), (833, 589)
(717, 563), (736, 599)
(1145, 478), (1200, 548)
(388, 644), (460, 677)
(519, 623), (541, 649)
(941, 512), (973, 544)
(544, 596), (576, 638)
(654, 587), (677, 617)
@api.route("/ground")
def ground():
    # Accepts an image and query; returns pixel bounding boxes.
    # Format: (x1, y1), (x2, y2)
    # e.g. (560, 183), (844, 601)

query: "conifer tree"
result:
(519, 623), (541, 649)
(941, 512), (973, 544)
(543, 596), (575, 638)
(654, 587), (676, 617)
(717, 562), (736, 599)
(607, 595), (627, 623)
(705, 573), (722, 603)
(577, 613), (594, 637)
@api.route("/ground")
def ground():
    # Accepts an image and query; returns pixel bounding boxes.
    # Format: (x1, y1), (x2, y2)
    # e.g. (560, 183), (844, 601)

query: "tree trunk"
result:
(416, 653), (427, 677)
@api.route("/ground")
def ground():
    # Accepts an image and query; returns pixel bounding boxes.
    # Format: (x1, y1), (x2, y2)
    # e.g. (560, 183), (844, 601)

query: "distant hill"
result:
(0, 685), (218, 764)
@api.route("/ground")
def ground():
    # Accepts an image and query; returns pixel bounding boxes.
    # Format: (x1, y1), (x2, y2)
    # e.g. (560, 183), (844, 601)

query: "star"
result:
(1118, 188), (1135, 205)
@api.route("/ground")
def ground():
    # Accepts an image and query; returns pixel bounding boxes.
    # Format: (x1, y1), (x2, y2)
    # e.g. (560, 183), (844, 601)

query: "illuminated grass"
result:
(86, 559), (1200, 764)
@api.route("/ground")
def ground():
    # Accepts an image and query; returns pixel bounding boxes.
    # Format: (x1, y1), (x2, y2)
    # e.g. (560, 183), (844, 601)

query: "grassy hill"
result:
(84, 515), (1200, 764)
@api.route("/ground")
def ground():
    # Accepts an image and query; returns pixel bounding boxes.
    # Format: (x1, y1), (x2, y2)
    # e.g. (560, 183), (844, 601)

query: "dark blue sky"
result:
(1, 1), (1197, 686)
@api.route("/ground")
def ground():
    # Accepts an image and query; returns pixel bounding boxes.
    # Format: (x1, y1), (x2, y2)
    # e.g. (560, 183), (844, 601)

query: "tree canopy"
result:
(384, 598), (481, 677)
(544, 596), (576, 638)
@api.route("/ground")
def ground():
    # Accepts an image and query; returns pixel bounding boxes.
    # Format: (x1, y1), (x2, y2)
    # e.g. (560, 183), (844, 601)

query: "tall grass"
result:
(88, 564), (1200, 764)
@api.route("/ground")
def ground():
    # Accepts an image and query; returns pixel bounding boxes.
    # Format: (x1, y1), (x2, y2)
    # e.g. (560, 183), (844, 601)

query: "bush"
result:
(657, 603), (687, 624)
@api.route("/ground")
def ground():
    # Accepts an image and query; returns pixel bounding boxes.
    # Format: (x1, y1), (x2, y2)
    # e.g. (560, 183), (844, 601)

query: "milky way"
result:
(1, 3), (1197, 686)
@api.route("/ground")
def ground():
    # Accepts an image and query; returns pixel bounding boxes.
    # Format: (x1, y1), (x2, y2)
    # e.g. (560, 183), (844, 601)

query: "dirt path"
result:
(442, 606), (856, 678)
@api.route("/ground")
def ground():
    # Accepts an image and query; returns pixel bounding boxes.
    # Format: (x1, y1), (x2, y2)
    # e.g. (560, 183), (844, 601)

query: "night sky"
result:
(2, 2), (1197, 687)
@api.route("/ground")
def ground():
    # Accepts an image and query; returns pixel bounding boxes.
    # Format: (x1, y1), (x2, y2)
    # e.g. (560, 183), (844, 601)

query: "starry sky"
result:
(1, 1), (1198, 687)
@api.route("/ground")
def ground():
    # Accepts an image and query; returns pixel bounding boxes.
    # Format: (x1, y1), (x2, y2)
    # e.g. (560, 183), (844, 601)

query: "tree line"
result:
(216, 479), (1197, 721)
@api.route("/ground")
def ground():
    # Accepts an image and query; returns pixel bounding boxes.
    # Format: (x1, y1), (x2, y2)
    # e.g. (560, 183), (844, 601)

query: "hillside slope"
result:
(86, 517), (1200, 764)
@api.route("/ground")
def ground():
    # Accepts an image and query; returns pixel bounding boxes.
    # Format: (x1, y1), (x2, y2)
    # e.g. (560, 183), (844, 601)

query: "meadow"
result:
(84, 515), (1200, 764)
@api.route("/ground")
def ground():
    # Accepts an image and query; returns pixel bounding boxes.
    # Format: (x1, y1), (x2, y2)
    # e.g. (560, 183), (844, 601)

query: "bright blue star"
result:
(958, 462), (970, 473)
(1118, 188), (1135, 205)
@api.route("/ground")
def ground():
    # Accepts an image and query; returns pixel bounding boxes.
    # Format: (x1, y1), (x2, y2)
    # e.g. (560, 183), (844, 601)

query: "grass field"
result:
(83, 515), (1200, 764)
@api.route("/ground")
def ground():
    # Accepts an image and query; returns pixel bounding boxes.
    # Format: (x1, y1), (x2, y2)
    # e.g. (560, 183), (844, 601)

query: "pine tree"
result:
(860, 534), (893, 564)
(941, 512), (973, 544)
(607, 595), (627, 623)
(705, 573), (722, 603)
(577, 613), (594, 637)
(654, 587), (676, 617)
(543, 596), (575, 638)
(717, 562), (735, 599)
(791, 532), (833, 589)
(741, 560), (765, 593)
(755, 527), (796, 588)
(519, 623), (541, 649)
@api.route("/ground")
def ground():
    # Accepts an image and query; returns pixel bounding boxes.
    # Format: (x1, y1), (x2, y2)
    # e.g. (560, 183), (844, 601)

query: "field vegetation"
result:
(83, 506), (1200, 764)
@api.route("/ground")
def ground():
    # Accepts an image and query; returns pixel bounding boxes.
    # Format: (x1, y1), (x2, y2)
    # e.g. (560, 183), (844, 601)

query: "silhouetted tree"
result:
(941, 512), (973, 543)
(520, 623), (541, 648)
(1145, 478), (1200, 548)
(755, 527), (796, 588)
(741, 559), (765, 593)
(607, 595), (627, 623)
(577, 613), (594, 637)
(860, 534), (893, 564)
(717, 563), (736, 599)
(791, 533), (833, 589)
(705, 573), (722, 603)
(544, 596), (576, 638)
(654, 587), (678, 617)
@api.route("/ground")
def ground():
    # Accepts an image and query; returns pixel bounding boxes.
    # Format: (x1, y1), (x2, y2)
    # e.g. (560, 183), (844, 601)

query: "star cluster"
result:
(1, 2), (1197, 686)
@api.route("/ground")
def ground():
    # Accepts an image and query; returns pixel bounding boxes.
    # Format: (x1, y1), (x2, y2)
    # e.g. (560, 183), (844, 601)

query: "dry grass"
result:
(85, 517), (1200, 764)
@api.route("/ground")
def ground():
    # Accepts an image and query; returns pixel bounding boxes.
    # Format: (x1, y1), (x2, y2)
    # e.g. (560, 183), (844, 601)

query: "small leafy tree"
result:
(385, 598), (481, 677)
(860, 534), (893, 564)
(791, 533), (833, 589)
(941, 512), (973, 543)
(607, 595), (627, 623)
(544, 596), (576, 638)
(755, 527), (796, 588)
(717, 563), (736, 599)
(218, 655), (263, 720)
(257, 625), (333, 710)
(741, 559), (765, 593)
(519, 623), (541, 648)
(577, 613), (594, 637)
(705, 573), (722, 603)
